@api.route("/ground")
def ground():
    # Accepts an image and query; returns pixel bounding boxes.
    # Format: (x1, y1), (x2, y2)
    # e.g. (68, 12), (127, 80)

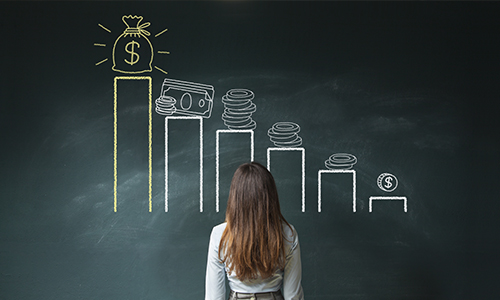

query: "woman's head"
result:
(225, 161), (281, 225)
(220, 162), (289, 281)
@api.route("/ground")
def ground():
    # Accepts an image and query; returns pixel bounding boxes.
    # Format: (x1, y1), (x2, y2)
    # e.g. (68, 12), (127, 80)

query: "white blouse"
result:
(205, 222), (304, 300)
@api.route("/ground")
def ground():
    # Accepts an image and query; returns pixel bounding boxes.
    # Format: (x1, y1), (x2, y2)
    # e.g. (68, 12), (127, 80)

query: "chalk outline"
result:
(324, 153), (357, 170)
(155, 28), (168, 38)
(267, 121), (302, 148)
(154, 66), (168, 75)
(112, 16), (154, 74)
(267, 147), (306, 212)
(164, 116), (203, 212)
(98, 23), (111, 33)
(318, 169), (357, 213)
(113, 76), (153, 212)
(95, 58), (108, 66)
(221, 89), (257, 130)
(369, 196), (408, 213)
(96, 18), (169, 73)
(215, 130), (255, 212)
(157, 78), (214, 118)
(377, 173), (399, 192)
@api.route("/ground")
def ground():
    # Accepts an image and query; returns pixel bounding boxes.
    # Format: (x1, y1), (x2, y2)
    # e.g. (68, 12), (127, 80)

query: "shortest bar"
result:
(368, 196), (408, 213)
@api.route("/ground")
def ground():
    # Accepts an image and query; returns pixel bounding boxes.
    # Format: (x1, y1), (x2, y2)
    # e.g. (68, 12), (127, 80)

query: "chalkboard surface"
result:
(1, 2), (499, 299)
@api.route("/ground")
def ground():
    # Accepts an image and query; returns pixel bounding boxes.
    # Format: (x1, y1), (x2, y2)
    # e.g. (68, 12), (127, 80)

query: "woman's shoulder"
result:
(210, 222), (227, 238)
(283, 222), (298, 241)
(213, 222), (227, 231)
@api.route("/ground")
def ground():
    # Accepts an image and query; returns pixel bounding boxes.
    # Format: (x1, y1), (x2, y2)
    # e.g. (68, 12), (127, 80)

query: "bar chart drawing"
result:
(215, 129), (255, 212)
(164, 116), (204, 212)
(267, 147), (306, 212)
(318, 169), (357, 213)
(369, 196), (408, 213)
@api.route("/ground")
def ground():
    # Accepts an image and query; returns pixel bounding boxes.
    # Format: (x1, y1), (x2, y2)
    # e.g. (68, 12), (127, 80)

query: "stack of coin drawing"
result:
(221, 89), (257, 130)
(155, 95), (177, 115)
(325, 153), (357, 170)
(267, 122), (303, 147)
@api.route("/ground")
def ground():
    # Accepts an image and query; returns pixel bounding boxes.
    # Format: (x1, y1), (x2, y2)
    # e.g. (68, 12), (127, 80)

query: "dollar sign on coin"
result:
(124, 40), (140, 65)
(377, 173), (398, 192)
(384, 177), (394, 189)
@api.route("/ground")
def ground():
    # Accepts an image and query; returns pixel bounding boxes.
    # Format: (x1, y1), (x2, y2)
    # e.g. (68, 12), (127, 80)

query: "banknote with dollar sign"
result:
(112, 15), (153, 74)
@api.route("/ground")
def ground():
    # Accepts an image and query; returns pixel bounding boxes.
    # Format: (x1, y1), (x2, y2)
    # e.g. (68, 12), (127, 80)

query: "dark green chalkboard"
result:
(1, 1), (499, 299)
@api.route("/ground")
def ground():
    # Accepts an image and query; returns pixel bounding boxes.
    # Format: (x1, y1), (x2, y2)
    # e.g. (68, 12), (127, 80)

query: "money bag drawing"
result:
(112, 15), (154, 74)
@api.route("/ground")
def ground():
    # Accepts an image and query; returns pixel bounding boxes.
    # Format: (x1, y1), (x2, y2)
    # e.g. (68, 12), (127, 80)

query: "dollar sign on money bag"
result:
(125, 41), (140, 65)
(112, 15), (153, 74)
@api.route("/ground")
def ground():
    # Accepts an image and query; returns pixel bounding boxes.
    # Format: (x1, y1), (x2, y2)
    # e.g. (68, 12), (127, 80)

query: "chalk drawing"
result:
(156, 78), (214, 118)
(318, 169), (357, 213)
(222, 89), (257, 130)
(112, 16), (154, 74)
(370, 172), (408, 212)
(325, 153), (357, 170)
(98, 23), (111, 33)
(216, 130), (255, 212)
(95, 58), (108, 66)
(113, 76), (153, 212)
(164, 116), (204, 212)
(155, 28), (168, 38)
(377, 172), (398, 192)
(267, 147), (306, 212)
(96, 16), (169, 74)
(267, 122), (302, 148)
(369, 196), (408, 213)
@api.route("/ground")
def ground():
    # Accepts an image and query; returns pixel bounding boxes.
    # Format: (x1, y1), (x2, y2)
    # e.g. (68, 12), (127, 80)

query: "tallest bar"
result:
(113, 76), (153, 212)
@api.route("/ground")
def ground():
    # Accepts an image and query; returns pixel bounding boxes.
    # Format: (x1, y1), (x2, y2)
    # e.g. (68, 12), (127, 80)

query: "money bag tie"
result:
(112, 15), (153, 74)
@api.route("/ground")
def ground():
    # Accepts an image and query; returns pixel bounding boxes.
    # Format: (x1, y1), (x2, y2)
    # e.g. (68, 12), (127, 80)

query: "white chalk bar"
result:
(267, 147), (306, 212)
(165, 116), (203, 212)
(369, 196), (408, 213)
(318, 169), (357, 213)
(216, 130), (255, 212)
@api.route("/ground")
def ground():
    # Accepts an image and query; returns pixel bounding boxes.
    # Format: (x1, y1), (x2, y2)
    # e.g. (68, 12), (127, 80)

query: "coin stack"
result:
(155, 95), (177, 116)
(221, 89), (257, 130)
(267, 122), (303, 148)
(324, 153), (357, 170)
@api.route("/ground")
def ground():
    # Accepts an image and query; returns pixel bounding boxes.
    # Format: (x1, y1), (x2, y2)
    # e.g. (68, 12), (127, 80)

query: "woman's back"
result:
(205, 162), (304, 300)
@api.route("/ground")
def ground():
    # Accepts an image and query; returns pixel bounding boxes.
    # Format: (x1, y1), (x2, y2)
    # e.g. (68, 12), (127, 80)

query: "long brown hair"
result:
(219, 162), (290, 281)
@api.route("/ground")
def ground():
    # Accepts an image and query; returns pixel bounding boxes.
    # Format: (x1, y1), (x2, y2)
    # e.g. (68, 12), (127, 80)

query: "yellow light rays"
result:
(95, 58), (108, 66)
(98, 23), (111, 33)
(154, 66), (168, 74)
(155, 28), (168, 37)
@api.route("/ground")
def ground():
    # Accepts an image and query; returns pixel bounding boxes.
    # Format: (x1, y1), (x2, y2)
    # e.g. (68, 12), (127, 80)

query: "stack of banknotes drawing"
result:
(221, 89), (257, 130)
(155, 78), (214, 118)
(267, 122), (303, 147)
